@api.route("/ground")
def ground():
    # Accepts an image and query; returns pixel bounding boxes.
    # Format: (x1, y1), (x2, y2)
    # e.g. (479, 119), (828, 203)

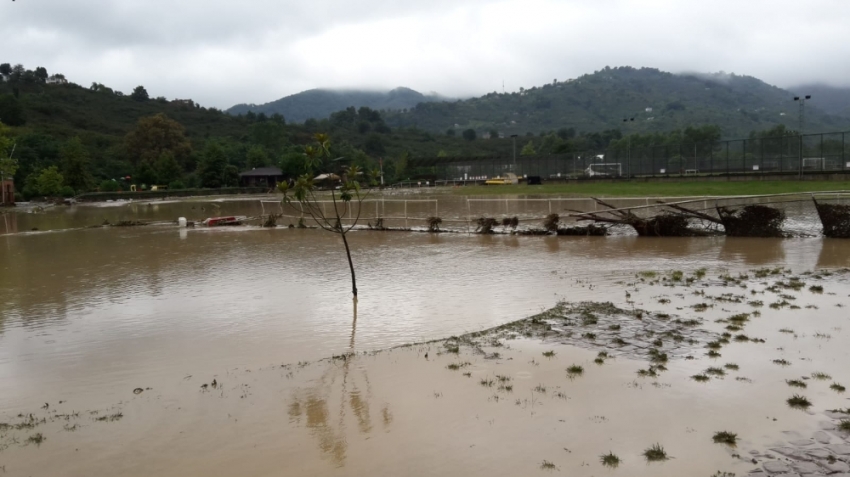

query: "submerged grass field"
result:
(450, 180), (850, 197)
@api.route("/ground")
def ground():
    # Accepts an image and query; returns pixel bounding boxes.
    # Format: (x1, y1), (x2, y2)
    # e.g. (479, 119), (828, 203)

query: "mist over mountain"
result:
(789, 84), (850, 118)
(227, 87), (446, 123)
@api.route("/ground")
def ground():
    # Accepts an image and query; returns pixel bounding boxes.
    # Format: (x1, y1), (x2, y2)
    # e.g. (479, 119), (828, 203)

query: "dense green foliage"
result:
(383, 67), (850, 138)
(3, 62), (848, 199)
(228, 87), (444, 124)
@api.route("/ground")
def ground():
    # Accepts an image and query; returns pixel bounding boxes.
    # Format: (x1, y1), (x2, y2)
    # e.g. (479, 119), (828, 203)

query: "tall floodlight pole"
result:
(794, 95), (811, 179)
(623, 117), (634, 177)
(511, 134), (518, 172)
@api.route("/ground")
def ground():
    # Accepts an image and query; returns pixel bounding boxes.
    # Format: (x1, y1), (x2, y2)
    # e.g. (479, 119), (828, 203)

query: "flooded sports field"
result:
(1, 195), (850, 476)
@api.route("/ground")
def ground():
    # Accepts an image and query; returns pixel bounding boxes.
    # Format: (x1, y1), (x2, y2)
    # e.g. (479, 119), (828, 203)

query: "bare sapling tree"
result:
(278, 134), (375, 301)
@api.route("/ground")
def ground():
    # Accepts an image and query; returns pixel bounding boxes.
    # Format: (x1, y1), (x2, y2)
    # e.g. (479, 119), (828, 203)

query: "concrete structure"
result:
(1, 177), (14, 206)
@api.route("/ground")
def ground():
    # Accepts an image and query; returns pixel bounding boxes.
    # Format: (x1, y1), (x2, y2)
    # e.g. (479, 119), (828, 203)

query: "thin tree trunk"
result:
(341, 231), (358, 299)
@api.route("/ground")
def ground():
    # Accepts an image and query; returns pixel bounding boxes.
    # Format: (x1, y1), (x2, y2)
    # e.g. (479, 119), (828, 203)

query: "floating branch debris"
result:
(717, 204), (785, 237)
(813, 197), (850, 238)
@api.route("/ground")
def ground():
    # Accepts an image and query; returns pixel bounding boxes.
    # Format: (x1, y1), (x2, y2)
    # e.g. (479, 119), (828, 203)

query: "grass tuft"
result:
(786, 379), (807, 388)
(724, 363), (739, 371)
(830, 383), (846, 393)
(691, 374), (710, 382)
(643, 443), (669, 462)
(566, 364), (584, 377)
(812, 372), (831, 380)
(542, 350), (556, 358)
(712, 431), (738, 446)
(838, 420), (850, 433)
(787, 394), (812, 409)
(600, 452), (621, 468)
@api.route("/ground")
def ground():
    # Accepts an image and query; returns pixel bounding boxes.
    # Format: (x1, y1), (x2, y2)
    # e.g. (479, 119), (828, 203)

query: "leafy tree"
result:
(124, 114), (192, 166)
(0, 64), (11, 76)
(0, 122), (18, 181)
(0, 94), (25, 126)
(245, 145), (270, 169)
(462, 129), (477, 141)
(154, 151), (182, 184)
(35, 166), (64, 196)
(34, 67), (48, 82)
(99, 179), (121, 192)
(363, 134), (385, 155)
(446, 128), (455, 137)
(278, 133), (372, 301)
(60, 137), (94, 192)
(10, 64), (24, 82)
(520, 141), (536, 156)
(270, 113), (286, 124)
(223, 165), (239, 187)
(130, 85), (149, 102)
(197, 142), (228, 188)
(488, 129), (499, 139)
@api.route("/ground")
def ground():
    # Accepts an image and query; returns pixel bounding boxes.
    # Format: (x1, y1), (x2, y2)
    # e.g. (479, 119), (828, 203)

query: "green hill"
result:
(383, 67), (850, 138)
(227, 87), (446, 123)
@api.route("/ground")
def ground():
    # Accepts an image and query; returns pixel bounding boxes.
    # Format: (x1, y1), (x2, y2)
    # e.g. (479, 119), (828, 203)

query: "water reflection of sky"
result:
(1, 223), (847, 412)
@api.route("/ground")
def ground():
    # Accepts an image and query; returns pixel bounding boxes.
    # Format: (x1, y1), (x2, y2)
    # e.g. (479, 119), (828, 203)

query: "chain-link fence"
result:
(405, 131), (850, 182)
(261, 192), (850, 238)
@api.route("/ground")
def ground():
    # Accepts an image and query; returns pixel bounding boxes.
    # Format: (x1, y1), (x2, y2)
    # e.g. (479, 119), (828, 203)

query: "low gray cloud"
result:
(2, 0), (848, 109)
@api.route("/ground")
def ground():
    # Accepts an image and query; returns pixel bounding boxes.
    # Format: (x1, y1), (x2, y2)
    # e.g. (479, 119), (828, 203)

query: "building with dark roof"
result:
(239, 167), (284, 189)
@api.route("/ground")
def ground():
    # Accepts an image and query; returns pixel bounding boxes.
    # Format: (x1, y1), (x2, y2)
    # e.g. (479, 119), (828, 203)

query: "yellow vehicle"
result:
(484, 173), (519, 185)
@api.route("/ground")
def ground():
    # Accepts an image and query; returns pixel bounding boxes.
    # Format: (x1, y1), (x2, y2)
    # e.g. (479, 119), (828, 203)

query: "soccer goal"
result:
(802, 157), (826, 170)
(584, 163), (622, 177)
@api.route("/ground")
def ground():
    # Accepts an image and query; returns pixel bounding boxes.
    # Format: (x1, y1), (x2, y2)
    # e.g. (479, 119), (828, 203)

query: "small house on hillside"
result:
(239, 167), (284, 189)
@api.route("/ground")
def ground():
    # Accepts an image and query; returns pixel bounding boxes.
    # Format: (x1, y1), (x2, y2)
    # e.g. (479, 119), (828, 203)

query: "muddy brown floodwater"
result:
(1, 197), (850, 476)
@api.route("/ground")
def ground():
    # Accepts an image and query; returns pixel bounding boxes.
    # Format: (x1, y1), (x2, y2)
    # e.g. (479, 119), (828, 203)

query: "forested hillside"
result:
(2, 62), (845, 201)
(227, 87), (445, 123)
(383, 67), (850, 138)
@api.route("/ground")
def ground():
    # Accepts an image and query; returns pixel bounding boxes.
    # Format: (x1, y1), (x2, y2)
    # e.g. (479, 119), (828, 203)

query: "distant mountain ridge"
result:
(227, 87), (445, 123)
(378, 67), (850, 138)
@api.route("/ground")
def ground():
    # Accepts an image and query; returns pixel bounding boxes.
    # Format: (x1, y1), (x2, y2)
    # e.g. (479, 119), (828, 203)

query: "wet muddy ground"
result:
(1, 266), (849, 476)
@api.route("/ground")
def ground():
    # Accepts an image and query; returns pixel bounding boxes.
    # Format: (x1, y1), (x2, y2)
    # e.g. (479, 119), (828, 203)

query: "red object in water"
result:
(203, 216), (241, 226)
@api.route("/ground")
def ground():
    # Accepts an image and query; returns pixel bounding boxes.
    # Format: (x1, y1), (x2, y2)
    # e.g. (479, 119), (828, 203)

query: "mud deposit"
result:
(1, 267), (849, 476)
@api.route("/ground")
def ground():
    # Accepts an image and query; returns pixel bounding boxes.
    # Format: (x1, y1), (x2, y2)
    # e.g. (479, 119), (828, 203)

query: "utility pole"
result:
(794, 95), (811, 179)
(623, 117), (634, 177)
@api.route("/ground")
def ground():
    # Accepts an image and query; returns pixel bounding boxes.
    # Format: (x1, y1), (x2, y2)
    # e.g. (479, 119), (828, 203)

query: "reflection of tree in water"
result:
(719, 237), (785, 265)
(287, 305), (391, 467)
(817, 239), (850, 268)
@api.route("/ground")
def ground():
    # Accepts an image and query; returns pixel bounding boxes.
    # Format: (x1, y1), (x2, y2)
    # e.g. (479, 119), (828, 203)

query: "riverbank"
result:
(1, 266), (848, 476)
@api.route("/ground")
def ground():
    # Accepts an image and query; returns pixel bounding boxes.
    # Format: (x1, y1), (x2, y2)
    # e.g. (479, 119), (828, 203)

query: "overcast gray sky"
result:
(3, 0), (849, 109)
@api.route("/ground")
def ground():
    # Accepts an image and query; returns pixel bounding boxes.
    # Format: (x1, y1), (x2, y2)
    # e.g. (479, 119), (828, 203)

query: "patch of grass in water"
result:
(812, 372), (831, 380)
(706, 340), (723, 350)
(707, 350), (722, 358)
(600, 452), (621, 468)
(734, 334), (750, 342)
(643, 443), (669, 462)
(26, 433), (45, 446)
(446, 362), (471, 371)
(724, 363), (739, 371)
(705, 367), (726, 377)
(786, 379), (807, 388)
(566, 365), (584, 377)
(712, 431), (738, 446)
(608, 324), (621, 331)
(772, 359), (791, 366)
(540, 460), (558, 471)
(838, 420), (850, 433)
(691, 374), (710, 382)
(779, 328), (794, 334)
(830, 383), (846, 393)
(542, 350), (556, 358)
(809, 285), (824, 293)
(787, 394), (812, 409)
(479, 378), (494, 387)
